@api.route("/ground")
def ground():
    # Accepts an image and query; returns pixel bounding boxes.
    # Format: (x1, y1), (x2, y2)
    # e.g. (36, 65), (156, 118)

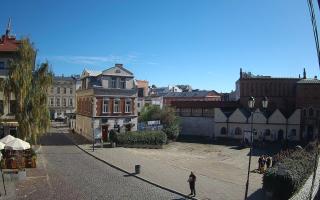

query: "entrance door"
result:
(102, 125), (108, 142)
(307, 126), (314, 141)
(278, 130), (284, 141)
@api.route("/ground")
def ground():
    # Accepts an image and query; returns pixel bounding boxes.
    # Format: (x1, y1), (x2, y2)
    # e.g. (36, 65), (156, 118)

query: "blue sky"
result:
(0, 0), (319, 92)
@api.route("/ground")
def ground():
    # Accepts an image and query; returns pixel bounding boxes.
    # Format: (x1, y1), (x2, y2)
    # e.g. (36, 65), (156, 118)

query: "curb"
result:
(65, 132), (198, 200)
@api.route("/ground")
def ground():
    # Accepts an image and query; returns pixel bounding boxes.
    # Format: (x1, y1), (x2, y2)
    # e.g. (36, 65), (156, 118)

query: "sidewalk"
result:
(67, 132), (265, 200)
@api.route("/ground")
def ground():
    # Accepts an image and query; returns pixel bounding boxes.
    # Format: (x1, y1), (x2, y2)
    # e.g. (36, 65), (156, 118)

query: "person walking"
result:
(187, 172), (196, 197)
(266, 156), (272, 168)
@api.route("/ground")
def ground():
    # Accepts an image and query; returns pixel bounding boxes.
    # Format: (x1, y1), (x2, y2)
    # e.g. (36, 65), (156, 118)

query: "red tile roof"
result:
(0, 35), (20, 52)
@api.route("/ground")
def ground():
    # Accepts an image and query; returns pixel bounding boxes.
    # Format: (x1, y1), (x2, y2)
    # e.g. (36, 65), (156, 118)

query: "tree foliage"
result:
(0, 38), (53, 143)
(139, 105), (180, 140)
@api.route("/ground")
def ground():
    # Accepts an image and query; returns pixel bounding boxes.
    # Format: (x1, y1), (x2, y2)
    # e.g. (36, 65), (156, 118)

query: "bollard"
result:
(135, 165), (141, 174)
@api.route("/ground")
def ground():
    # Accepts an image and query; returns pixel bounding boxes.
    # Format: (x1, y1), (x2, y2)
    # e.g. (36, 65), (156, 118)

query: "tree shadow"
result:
(247, 188), (266, 200)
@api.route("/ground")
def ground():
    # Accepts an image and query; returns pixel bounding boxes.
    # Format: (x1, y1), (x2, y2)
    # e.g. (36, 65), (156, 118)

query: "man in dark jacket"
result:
(187, 172), (196, 196)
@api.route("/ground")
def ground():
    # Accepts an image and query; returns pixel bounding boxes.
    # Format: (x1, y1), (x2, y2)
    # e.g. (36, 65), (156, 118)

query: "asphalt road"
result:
(14, 126), (185, 200)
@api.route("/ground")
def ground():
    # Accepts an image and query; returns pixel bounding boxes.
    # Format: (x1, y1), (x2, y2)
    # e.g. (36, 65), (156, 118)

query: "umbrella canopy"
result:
(0, 142), (5, 150)
(5, 138), (30, 150)
(0, 135), (15, 144)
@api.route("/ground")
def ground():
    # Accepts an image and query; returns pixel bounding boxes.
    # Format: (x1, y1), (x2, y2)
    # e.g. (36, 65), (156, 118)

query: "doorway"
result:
(307, 126), (314, 141)
(278, 129), (284, 141)
(102, 125), (108, 142)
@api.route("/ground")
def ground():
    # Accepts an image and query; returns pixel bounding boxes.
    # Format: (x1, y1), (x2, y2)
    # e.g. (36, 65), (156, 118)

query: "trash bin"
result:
(135, 165), (141, 174)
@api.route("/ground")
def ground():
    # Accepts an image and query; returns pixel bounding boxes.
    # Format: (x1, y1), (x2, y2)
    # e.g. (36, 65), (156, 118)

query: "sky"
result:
(0, 0), (320, 92)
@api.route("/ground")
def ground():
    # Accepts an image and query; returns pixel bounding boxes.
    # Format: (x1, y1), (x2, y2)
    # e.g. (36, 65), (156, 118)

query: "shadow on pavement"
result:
(247, 188), (266, 200)
(39, 132), (74, 146)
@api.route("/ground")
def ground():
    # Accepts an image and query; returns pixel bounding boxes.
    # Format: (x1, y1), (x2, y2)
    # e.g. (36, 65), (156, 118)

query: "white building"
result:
(214, 108), (301, 141)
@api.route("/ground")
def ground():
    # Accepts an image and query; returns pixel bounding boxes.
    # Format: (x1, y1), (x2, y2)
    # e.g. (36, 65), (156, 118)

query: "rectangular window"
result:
(63, 98), (67, 107)
(114, 99), (120, 113)
(125, 99), (131, 113)
(9, 100), (16, 114)
(0, 61), (5, 70)
(103, 98), (109, 113)
(50, 98), (54, 106)
(70, 88), (73, 94)
(57, 87), (60, 94)
(120, 78), (126, 89)
(0, 100), (3, 114)
(56, 98), (60, 107)
(69, 98), (73, 107)
(50, 87), (54, 93)
(111, 77), (117, 88)
(63, 88), (67, 94)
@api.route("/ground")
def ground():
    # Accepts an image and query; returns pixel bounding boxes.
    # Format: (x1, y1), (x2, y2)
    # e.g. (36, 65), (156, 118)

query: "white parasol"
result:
(0, 135), (16, 144)
(5, 138), (31, 150)
(0, 142), (5, 150)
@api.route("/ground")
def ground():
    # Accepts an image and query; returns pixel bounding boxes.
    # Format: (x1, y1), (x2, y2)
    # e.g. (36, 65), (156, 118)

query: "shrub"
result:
(117, 131), (167, 146)
(272, 149), (295, 166)
(263, 147), (317, 199)
(109, 129), (119, 143)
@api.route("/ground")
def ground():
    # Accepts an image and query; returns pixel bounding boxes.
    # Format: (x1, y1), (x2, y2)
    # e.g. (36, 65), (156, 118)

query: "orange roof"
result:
(0, 35), (20, 52)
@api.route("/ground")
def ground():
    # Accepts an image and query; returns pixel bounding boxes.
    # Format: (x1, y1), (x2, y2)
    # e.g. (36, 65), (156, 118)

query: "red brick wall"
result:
(296, 84), (320, 108)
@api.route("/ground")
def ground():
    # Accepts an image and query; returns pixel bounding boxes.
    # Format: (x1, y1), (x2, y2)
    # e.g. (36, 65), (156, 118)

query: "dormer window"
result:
(115, 69), (121, 73)
(120, 78), (126, 89)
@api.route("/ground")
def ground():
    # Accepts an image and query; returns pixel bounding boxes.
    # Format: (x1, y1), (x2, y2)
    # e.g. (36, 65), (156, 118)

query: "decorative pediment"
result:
(288, 109), (301, 124)
(248, 108), (267, 124)
(214, 108), (227, 122)
(102, 64), (133, 77)
(229, 108), (248, 123)
(268, 109), (286, 124)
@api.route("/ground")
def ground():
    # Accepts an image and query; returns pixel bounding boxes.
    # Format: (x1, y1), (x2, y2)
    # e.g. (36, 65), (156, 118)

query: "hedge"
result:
(263, 143), (318, 199)
(117, 131), (167, 146)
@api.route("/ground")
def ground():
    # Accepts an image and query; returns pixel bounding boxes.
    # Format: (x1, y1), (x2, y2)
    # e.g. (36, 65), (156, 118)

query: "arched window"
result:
(220, 127), (227, 135)
(309, 108), (314, 117)
(235, 127), (242, 135)
(290, 129), (297, 136)
(264, 129), (271, 136)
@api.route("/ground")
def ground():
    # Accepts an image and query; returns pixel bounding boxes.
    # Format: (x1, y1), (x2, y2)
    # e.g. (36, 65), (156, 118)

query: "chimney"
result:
(303, 68), (306, 79)
(314, 76), (318, 80)
(115, 63), (123, 68)
(240, 68), (243, 79)
(299, 74), (301, 78)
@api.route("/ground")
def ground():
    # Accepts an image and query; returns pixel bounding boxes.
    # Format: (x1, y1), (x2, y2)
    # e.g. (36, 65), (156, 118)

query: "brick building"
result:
(238, 68), (320, 140)
(163, 91), (221, 106)
(48, 76), (77, 120)
(0, 20), (21, 137)
(76, 64), (138, 141)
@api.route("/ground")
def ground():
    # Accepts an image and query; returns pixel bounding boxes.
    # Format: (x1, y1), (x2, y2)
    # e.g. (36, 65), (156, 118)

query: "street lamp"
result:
(244, 96), (268, 200)
(91, 98), (95, 152)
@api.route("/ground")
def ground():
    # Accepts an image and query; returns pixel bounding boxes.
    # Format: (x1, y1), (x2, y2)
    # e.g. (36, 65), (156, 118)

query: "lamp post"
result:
(244, 96), (268, 200)
(91, 98), (95, 152)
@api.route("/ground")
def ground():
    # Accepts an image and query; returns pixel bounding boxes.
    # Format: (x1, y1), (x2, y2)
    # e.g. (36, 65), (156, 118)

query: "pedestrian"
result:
(261, 155), (266, 173)
(187, 172), (196, 197)
(258, 156), (262, 173)
(266, 156), (271, 168)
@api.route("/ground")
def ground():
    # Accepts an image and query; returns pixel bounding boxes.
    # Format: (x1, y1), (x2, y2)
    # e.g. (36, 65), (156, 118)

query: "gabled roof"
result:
(81, 69), (101, 78)
(102, 64), (133, 76)
(164, 90), (220, 98)
(0, 35), (20, 52)
(297, 79), (320, 84)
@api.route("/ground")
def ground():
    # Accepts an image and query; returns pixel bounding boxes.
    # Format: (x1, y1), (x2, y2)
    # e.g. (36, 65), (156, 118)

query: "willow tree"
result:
(5, 38), (53, 143)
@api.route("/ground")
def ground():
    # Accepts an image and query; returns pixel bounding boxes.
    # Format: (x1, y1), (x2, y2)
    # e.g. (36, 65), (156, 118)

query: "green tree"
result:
(0, 38), (53, 143)
(139, 105), (180, 140)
